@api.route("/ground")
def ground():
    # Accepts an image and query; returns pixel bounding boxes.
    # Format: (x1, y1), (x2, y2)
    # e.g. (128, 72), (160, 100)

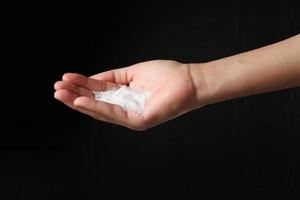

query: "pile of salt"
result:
(93, 85), (151, 115)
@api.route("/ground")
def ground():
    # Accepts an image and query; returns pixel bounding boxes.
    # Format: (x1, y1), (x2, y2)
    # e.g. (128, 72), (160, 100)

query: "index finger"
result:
(73, 96), (145, 130)
(62, 73), (118, 91)
(90, 66), (135, 84)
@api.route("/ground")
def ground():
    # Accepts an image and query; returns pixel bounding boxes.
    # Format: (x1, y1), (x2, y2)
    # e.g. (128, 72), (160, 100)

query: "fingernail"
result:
(54, 91), (59, 99)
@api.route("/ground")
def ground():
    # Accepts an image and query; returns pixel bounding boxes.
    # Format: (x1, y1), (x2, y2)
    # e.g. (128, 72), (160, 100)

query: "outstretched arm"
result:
(54, 34), (300, 131)
(190, 34), (300, 105)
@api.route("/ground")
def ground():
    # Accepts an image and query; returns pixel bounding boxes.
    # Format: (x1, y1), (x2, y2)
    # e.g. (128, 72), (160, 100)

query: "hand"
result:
(54, 60), (209, 131)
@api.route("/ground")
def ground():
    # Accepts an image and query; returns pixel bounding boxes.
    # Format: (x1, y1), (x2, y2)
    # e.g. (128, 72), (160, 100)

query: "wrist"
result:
(189, 58), (234, 106)
(188, 62), (215, 107)
(190, 56), (254, 106)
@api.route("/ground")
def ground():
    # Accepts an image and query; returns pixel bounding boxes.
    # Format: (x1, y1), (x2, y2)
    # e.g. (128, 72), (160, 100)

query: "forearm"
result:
(191, 34), (300, 105)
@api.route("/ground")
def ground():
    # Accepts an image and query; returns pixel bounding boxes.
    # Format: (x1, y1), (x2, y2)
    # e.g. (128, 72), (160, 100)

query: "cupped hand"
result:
(54, 60), (209, 131)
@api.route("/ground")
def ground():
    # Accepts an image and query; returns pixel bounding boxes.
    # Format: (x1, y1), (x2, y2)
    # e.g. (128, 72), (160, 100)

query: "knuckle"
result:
(93, 115), (102, 121)
(130, 123), (149, 132)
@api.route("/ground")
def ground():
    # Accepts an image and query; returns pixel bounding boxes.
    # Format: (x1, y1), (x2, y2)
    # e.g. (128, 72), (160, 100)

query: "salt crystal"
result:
(92, 85), (151, 115)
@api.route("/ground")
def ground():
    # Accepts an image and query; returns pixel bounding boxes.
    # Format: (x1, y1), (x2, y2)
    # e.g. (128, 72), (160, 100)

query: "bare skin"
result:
(54, 61), (208, 130)
(54, 34), (300, 131)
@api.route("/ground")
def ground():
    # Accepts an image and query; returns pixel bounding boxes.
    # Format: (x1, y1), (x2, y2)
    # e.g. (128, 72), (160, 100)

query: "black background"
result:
(1, 0), (300, 199)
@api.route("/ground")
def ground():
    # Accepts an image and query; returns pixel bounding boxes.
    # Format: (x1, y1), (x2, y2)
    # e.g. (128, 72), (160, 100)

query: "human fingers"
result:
(54, 89), (118, 125)
(89, 66), (134, 84)
(73, 96), (145, 130)
(62, 73), (118, 91)
(54, 81), (93, 98)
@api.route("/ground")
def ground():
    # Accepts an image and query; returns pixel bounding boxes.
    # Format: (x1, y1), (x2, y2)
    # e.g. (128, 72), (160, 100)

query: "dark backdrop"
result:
(1, 0), (300, 199)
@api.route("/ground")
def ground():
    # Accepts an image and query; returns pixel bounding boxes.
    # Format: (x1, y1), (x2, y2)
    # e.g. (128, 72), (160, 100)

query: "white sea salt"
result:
(92, 85), (151, 115)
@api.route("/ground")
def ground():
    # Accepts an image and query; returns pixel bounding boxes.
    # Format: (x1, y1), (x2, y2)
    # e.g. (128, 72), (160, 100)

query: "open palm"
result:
(54, 60), (207, 131)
